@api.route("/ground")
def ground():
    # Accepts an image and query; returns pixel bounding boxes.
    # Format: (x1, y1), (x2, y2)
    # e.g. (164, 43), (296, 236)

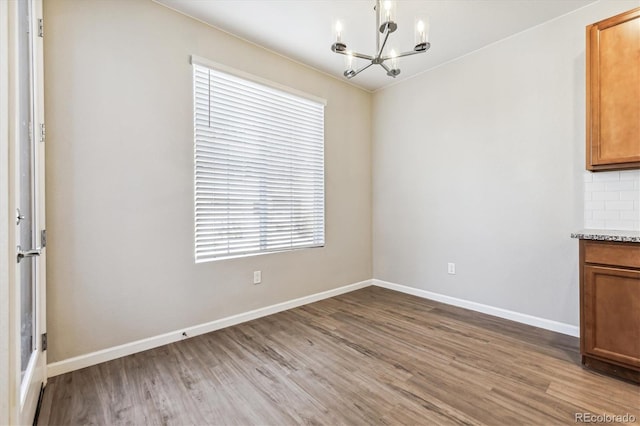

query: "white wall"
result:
(584, 170), (640, 230)
(373, 0), (639, 327)
(44, 0), (372, 362)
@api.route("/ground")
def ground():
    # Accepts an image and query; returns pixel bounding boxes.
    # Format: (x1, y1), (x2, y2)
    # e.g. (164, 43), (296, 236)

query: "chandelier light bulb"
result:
(383, 1), (393, 20)
(332, 20), (347, 52)
(378, 0), (397, 32)
(335, 20), (343, 42)
(343, 52), (357, 78)
(414, 17), (430, 51)
(346, 52), (354, 70)
(389, 49), (398, 69)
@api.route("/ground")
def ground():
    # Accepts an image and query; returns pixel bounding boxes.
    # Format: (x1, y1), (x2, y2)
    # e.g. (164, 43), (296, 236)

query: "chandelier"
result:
(331, 0), (430, 79)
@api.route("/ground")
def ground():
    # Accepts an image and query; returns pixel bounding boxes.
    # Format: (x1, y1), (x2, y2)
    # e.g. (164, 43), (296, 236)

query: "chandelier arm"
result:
(376, 28), (391, 59)
(380, 62), (391, 73)
(397, 49), (428, 58)
(381, 49), (426, 61)
(332, 50), (374, 61)
(352, 52), (375, 61)
(351, 62), (375, 78)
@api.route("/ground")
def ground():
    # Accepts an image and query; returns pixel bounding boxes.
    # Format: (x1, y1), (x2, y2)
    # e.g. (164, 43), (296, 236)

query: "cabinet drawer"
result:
(583, 240), (640, 268)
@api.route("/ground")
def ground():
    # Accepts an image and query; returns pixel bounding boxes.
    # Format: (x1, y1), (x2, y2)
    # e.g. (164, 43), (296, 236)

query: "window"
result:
(192, 57), (325, 262)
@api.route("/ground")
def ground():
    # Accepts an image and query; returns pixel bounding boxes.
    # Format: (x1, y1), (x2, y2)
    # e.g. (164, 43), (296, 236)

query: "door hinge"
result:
(38, 19), (44, 38)
(40, 123), (46, 143)
(41, 333), (47, 351)
(41, 229), (47, 248)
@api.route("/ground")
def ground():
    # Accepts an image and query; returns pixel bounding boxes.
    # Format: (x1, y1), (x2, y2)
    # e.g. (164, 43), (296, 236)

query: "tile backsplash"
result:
(584, 170), (640, 231)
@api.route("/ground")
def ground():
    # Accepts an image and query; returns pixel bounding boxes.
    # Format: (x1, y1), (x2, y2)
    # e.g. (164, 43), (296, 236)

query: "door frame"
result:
(1, 0), (14, 423)
(1, 0), (47, 424)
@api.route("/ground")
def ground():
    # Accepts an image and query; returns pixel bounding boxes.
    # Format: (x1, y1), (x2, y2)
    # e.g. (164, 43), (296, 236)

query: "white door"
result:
(7, 0), (47, 424)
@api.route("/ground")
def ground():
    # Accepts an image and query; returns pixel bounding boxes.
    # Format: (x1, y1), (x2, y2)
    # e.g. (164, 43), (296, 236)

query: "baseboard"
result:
(47, 279), (373, 377)
(48, 277), (580, 377)
(372, 279), (579, 337)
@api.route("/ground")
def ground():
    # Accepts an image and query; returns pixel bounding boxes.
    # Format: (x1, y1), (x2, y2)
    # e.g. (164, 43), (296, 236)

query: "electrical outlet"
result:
(447, 263), (456, 275)
(253, 270), (262, 284)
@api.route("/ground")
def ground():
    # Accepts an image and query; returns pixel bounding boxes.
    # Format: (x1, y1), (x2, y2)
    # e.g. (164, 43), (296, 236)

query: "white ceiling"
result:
(155, 0), (596, 92)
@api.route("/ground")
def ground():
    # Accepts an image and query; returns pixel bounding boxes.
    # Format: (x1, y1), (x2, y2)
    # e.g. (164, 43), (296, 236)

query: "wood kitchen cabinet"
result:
(586, 8), (640, 171)
(580, 240), (640, 382)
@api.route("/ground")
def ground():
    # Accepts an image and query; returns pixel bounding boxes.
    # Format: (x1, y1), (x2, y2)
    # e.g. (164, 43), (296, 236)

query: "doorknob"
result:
(17, 245), (41, 263)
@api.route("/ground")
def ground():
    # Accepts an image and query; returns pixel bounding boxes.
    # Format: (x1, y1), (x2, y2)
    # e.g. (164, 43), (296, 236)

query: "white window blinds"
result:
(193, 61), (325, 262)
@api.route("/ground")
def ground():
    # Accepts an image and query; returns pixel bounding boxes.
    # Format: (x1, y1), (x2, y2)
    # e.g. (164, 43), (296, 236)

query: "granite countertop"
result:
(571, 229), (640, 243)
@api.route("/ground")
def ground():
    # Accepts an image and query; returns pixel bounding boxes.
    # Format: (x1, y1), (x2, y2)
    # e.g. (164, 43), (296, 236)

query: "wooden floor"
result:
(38, 287), (639, 425)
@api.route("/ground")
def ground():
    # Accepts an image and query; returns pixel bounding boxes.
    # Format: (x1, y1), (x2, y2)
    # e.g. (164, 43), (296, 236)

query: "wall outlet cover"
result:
(447, 263), (456, 275)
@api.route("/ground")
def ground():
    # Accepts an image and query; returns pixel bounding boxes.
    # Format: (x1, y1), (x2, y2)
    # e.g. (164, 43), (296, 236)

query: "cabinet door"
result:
(583, 265), (640, 368)
(587, 8), (640, 170)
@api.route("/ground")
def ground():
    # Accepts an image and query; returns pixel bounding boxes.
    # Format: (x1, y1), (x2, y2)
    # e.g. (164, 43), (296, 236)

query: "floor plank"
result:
(38, 287), (639, 425)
